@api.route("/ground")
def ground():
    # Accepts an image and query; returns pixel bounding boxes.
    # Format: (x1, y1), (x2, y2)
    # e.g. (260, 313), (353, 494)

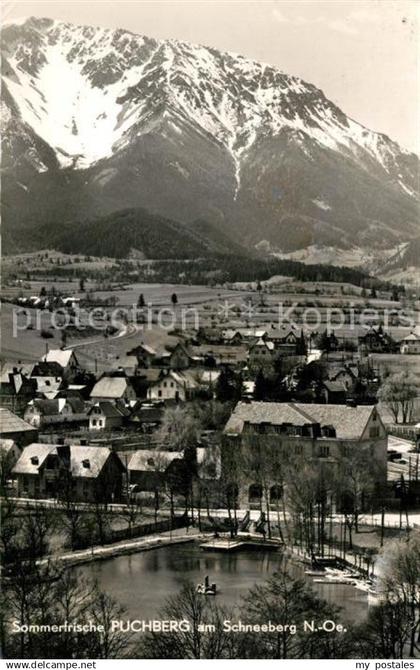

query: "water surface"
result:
(78, 543), (369, 623)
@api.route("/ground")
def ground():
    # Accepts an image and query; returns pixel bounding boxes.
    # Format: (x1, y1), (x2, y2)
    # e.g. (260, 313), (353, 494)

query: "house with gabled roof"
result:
(127, 343), (160, 369)
(358, 327), (397, 354)
(24, 398), (87, 428)
(221, 329), (245, 345)
(31, 361), (64, 397)
(127, 341), (192, 372)
(229, 328), (268, 344)
(248, 338), (276, 370)
(146, 370), (199, 402)
(400, 332), (420, 355)
(329, 365), (358, 390)
(13, 443), (125, 502)
(129, 402), (164, 432)
(0, 367), (36, 416)
(267, 325), (304, 354)
(127, 450), (183, 490)
(88, 401), (129, 431)
(41, 349), (80, 381)
(0, 408), (38, 446)
(223, 401), (387, 508)
(90, 375), (137, 403)
(126, 446), (220, 495)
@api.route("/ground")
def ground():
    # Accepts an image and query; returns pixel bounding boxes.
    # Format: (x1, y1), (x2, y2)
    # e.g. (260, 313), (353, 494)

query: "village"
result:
(1, 271), (420, 514)
(1, 271), (420, 659)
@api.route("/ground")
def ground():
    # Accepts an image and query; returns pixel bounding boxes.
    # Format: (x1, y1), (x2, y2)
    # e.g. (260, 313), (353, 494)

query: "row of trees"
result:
(137, 293), (178, 308)
(220, 433), (383, 555)
(1, 557), (129, 659)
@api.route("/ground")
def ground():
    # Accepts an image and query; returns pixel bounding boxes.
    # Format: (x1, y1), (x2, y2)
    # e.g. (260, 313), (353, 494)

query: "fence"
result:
(386, 423), (420, 442)
(71, 513), (188, 549)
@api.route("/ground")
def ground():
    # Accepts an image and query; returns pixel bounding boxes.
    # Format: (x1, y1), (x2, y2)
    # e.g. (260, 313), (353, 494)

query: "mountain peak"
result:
(1, 17), (419, 255)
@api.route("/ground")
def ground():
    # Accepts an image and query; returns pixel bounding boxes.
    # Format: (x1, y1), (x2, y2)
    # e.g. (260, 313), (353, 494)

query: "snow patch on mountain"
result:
(1, 16), (418, 206)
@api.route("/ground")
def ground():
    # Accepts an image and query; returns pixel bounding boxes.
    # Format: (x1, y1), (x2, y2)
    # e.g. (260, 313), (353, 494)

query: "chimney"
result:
(30, 456), (39, 465)
(82, 459), (90, 469)
(80, 438), (88, 446)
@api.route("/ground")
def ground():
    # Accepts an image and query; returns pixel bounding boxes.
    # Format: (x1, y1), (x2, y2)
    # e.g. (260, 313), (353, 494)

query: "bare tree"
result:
(3, 556), (133, 659)
(238, 560), (344, 659)
(88, 588), (131, 658)
(157, 405), (200, 451)
(379, 536), (420, 657)
(139, 581), (234, 658)
(378, 372), (417, 424)
(335, 443), (380, 543)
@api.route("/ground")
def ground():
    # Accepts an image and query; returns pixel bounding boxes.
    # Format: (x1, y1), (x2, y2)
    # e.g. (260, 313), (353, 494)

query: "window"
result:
(319, 445), (330, 458)
(270, 485), (282, 503)
(158, 390), (162, 398)
(343, 446), (351, 457)
(249, 484), (262, 502)
(163, 381), (167, 388)
(295, 444), (303, 455)
(369, 426), (380, 438)
(92, 419), (97, 426)
(170, 382), (174, 388)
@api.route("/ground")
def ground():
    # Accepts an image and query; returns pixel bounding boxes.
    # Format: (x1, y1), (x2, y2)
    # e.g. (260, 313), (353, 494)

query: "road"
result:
(6, 497), (420, 530)
(64, 321), (141, 351)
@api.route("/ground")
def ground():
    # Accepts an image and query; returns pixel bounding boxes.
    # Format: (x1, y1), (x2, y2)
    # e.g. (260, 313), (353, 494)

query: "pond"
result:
(77, 543), (369, 623)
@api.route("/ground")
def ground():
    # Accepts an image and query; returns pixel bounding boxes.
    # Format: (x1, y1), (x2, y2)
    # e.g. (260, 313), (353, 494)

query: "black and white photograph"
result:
(0, 0), (419, 664)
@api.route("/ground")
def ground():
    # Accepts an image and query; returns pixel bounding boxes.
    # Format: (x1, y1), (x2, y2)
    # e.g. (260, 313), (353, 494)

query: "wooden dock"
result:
(200, 536), (281, 552)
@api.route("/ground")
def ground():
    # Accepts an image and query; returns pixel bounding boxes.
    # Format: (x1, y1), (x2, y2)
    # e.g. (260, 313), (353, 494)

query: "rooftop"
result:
(13, 443), (122, 478)
(224, 402), (377, 440)
(91, 376), (132, 399)
(127, 450), (182, 472)
(0, 408), (37, 434)
(42, 349), (77, 369)
(88, 401), (127, 418)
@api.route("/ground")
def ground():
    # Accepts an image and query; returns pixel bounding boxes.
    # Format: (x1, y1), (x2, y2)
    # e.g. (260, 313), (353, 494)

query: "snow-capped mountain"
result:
(1, 17), (419, 255)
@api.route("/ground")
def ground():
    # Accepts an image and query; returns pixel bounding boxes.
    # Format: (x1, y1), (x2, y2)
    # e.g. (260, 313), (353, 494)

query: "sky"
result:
(2, 0), (418, 153)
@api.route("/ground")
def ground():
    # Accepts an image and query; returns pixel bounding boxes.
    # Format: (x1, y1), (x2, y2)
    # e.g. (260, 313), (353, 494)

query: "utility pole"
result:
(380, 505), (385, 547)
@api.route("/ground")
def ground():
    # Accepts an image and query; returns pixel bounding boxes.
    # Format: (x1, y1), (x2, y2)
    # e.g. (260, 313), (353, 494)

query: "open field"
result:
(2, 249), (118, 274)
(2, 278), (419, 367)
(1, 302), (65, 362)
